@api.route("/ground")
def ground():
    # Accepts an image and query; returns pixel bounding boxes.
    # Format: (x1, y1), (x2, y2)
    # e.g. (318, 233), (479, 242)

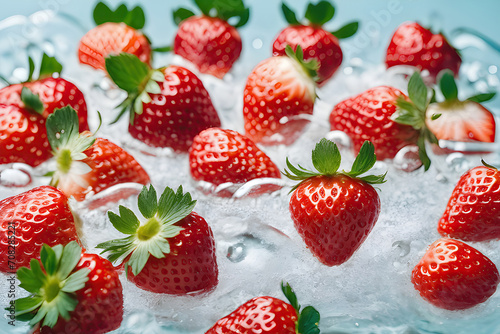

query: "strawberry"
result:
(205, 282), (319, 334)
(78, 2), (151, 72)
(272, 1), (358, 86)
(189, 127), (281, 193)
(438, 161), (500, 241)
(425, 70), (496, 144)
(386, 22), (461, 81)
(0, 186), (81, 273)
(0, 55), (88, 167)
(329, 86), (419, 160)
(14, 242), (123, 334)
(105, 53), (221, 151)
(97, 185), (218, 295)
(172, 0), (249, 78)
(284, 139), (385, 266)
(46, 106), (150, 201)
(411, 238), (500, 310)
(243, 45), (317, 145)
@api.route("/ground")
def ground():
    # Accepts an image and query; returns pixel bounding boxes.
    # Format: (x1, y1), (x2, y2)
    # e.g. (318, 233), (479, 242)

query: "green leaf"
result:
(152, 45), (173, 53)
(439, 70), (458, 101)
(138, 185), (158, 219)
(281, 282), (299, 312)
(173, 7), (195, 25)
(282, 157), (318, 181)
(107, 207), (140, 235)
(93, 2), (145, 29)
(61, 268), (90, 293)
(128, 243), (151, 275)
(45, 106), (81, 151)
(157, 186), (196, 226)
(27, 56), (35, 82)
(394, 97), (425, 130)
(331, 21), (359, 39)
(431, 113), (441, 120)
(297, 306), (321, 334)
(348, 141), (377, 177)
(40, 244), (58, 276)
(229, 7), (250, 28)
(417, 135), (431, 171)
(481, 159), (498, 170)
(21, 87), (44, 115)
(467, 92), (496, 103)
(281, 2), (300, 25)
(57, 241), (83, 280)
(125, 6), (146, 30)
(55, 293), (78, 320)
(359, 172), (387, 185)
(105, 53), (150, 93)
(311, 138), (341, 175)
(304, 1), (335, 26)
(408, 72), (429, 112)
(17, 267), (43, 293)
(194, 0), (212, 16)
(39, 53), (63, 78)
(15, 297), (43, 316)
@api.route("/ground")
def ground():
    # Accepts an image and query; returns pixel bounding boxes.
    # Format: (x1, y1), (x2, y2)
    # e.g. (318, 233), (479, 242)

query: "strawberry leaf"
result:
(39, 53), (63, 79)
(348, 141), (377, 177)
(481, 159), (498, 170)
(304, 1), (335, 26)
(417, 135), (431, 171)
(173, 7), (195, 25)
(408, 72), (429, 112)
(281, 2), (300, 25)
(21, 87), (44, 115)
(138, 185), (158, 219)
(157, 186), (196, 225)
(439, 70), (458, 101)
(285, 45), (319, 80)
(297, 306), (320, 334)
(93, 2), (145, 30)
(281, 282), (300, 312)
(105, 53), (150, 93)
(331, 21), (359, 39)
(98, 186), (194, 276)
(311, 138), (341, 175)
(46, 107), (93, 152)
(152, 45), (173, 52)
(26, 56), (35, 82)
(467, 92), (496, 103)
(15, 242), (90, 328)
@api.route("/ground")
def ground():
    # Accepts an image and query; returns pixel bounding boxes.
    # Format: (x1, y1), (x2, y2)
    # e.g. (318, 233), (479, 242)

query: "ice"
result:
(1, 7), (500, 334)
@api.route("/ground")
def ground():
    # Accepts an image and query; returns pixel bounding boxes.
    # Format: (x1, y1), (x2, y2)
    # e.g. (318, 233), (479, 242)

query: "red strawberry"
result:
(189, 127), (281, 192)
(97, 185), (218, 295)
(172, 1), (249, 78)
(284, 139), (385, 266)
(425, 70), (496, 143)
(329, 86), (419, 160)
(15, 242), (123, 334)
(272, 1), (358, 86)
(386, 22), (461, 81)
(46, 106), (150, 201)
(205, 282), (319, 334)
(78, 3), (151, 72)
(0, 55), (88, 167)
(105, 53), (221, 151)
(411, 238), (500, 310)
(243, 45), (316, 145)
(0, 186), (81, 273)
(438, 162), (500, 241)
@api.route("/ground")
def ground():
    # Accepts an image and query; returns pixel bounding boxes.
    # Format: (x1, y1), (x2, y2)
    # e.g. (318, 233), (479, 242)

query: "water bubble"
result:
(392, 240), (411, 258)
(324, 130), (353, 152)
(252, 38), (263, 49)
(227, 242), (246, 263)
(0, 164), (33, 187)
(393, 145), (422, 172)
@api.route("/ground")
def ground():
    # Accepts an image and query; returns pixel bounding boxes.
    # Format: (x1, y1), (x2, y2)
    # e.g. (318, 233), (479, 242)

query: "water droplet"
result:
(393, 145), (422, 172)
(324, 130), (353, 152)
(227, 242), (246, 263)
(392, 240), (411, 258)
(0, 165), (32, 187)
(252, 38), (263, 50)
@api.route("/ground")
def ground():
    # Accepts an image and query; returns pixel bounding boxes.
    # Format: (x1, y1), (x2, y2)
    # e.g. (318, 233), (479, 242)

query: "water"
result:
(1, 6), (500, 334)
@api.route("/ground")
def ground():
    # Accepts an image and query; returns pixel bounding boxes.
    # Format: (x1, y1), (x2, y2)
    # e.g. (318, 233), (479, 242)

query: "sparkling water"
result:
(1, 3), (500, 334)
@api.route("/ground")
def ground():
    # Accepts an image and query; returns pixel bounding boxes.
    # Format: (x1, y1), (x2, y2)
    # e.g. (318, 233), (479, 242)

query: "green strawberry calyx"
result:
(14, 241), (90, 328)
(46, 106), (99, 189)
(281, 282), (320, 334)
(173, 0), (250, 28)
(96, 185), (196, 276)
(93, 2), (146, 30)
(437, 69), (496, 106)
(285, 44), (319, 83)
(283, 139), (386, 192)
(281, 1), (358, 39)
(105, 53), (165, 124)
